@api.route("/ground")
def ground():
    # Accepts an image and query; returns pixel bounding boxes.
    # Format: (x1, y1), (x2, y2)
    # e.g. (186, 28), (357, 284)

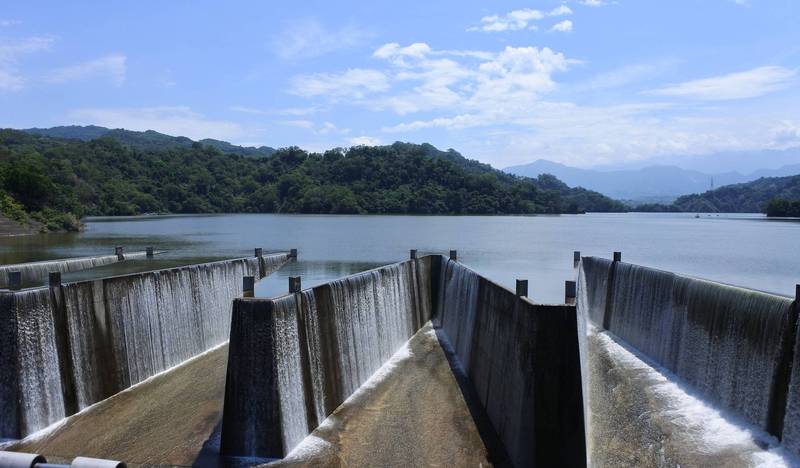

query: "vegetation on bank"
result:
(764, 197), (800, 217)
(634, 174), (800, 215)
(0, 129), (625, 231)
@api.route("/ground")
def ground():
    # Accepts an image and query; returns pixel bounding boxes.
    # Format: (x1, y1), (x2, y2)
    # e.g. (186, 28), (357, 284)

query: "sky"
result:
(0, 0), (798, 169)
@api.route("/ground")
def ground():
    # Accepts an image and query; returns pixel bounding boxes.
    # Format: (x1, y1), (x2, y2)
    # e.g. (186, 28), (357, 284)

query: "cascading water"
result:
(1, 253), (290, 438)
(0, 252), (150, 288)
(12, 288), (65, 435)
(434, 259), (479, 370)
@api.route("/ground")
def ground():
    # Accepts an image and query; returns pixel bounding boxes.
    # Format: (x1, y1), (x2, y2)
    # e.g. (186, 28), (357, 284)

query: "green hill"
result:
(23, 125), (276, 158)
(635, 174), (800, 214)
(0, 128), (624, 232)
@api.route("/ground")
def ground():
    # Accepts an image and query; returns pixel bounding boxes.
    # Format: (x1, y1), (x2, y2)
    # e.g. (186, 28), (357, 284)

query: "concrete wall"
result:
(0, 253), (289, 439)
(221, 256), (433, 458)
(0, 251), (152, 288)
(433, 257), (586, 468)
(578, 256), (799, 451)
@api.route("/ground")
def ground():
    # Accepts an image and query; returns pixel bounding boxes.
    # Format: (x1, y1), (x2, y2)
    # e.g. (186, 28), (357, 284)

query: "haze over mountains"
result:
(504, 150), (800, 203)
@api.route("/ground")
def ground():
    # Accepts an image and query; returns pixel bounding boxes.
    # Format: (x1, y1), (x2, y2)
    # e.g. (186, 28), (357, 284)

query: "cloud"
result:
(468, 6), (573, 33)
(271, 19), (369, 60)
(289, 68), (389, 98)
(0, 19), (22, 27)
(582, 61), (678, 90)
(550, 20), (573, 33)
(230, 105), (270, 115)
(579, 0), (612, 6)
(772, 121), (800, 147)
(349, 136), (381, 146)
(45, 54), (127, 86)
(68, 106), (245, 141)
(0, 36), (54, 90)
(648, 66), (797, 100)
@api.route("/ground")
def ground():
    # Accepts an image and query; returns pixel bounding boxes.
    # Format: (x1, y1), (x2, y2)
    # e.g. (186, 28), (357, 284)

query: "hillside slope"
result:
(0, 129), (624, 230)
(671, 175), (800, 213)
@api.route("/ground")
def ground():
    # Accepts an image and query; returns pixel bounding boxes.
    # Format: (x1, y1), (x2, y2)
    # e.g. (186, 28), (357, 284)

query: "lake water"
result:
(0, 212), (798, 302)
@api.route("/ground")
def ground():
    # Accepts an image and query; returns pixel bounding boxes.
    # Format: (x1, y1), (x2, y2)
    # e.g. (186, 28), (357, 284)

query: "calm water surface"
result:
(0, 213), (798, 302)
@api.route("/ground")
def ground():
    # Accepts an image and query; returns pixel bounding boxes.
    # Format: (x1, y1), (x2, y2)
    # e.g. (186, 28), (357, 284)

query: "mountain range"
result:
(504, 155), (800, 203)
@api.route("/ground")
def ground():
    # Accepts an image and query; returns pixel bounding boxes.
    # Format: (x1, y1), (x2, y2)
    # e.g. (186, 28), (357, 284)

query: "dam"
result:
(1, 247), (799, 467)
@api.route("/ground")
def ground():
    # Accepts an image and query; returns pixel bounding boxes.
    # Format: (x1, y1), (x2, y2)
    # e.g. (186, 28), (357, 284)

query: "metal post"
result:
(289, 249), (298, 259)
(289, 276), (301, 293)
(242, 276), (255, 298)
(516, 279), (528, 297)
(146, 247), (154, 258)
(115, 246), (124, 261)
(410, 249), (418, 260)
(255, 248), (263, 258)
(565, 280), (577, 305)
(573, 251), (581, 268)
(449, 250), (457, 262)
(49, 272), (62, 288)
(8, 271), (21, 290)
(613, 251), (622, 262)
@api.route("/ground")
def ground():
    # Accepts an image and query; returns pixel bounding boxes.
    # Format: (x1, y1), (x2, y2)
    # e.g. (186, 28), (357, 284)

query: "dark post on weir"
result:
(573, 251), (581, 268)
(8, 271), (22, 290)
(289, 249), (298, 259)
(516, 279), (528, 297)
(115, 246), (124, 261)
(613, 251), (622, 262)
(410, 249), (418, 260)
(242, 276), (255, 298)
(49, 271), (62, 288)
(449, 250), (458, 262)
(289, 276), (302, 293)
(255, 248), (263, 258)
(565, 280), (577, 305)
(146, 247), (154, 258)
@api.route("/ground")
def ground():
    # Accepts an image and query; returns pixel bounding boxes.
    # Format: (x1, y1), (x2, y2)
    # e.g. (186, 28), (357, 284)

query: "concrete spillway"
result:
(221, 255), (585, 467)
(0, 251), (153, 288)
(577, 256), (800, 463)
(0, 253), (290, 439)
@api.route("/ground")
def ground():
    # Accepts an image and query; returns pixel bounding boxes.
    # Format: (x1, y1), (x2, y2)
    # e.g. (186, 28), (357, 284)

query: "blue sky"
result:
(1, 0), (798, 168)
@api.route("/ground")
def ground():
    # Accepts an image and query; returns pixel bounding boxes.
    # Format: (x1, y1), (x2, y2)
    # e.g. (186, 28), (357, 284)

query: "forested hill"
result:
(0, 128), (624, 231)
(637, 174), (800, 213)
(23, 125), (277, 158)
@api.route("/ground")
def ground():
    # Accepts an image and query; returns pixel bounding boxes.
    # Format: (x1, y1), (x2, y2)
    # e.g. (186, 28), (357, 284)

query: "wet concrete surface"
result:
(5, 322), (489, 467)
(267, 323), (490, 467)
(587, 330), (797, 467)
(6, 345), (230, 467)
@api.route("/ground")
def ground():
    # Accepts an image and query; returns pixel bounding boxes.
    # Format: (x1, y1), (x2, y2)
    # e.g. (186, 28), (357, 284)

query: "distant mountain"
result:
(23, 125), (276, 158)
(596, 147), (800, 174)
(671, 175), (800, 213)
(504, 159), (800, 203)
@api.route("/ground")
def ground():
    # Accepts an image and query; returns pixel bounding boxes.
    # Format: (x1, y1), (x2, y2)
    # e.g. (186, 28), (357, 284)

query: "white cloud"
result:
(281, 119), (315, 129)
(0, 36), (53, 90)
(550, 20), (573, 33)
(582, 61), (678, 90)
(549, 6), (573, 16)
(0, 19), (22, 27)
(772, 121), (800, 147)
(289, 68), (389, 98)
(68, 106), (245, 141)
(468, 8), (544, 32)
(45, 54), (127, 86)
(230, 105), (270, 115)
(349, 136), (381, 146)
(271, 19), (369, 60)
(580, 0), (612, 6)
(648, 66), (797, 100)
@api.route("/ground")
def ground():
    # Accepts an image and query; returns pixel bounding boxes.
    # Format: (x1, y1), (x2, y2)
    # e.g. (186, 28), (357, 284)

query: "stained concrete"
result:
(6, 345), (229, 467)
(266, 323), (490, 467)
(5, 323), (488, 467)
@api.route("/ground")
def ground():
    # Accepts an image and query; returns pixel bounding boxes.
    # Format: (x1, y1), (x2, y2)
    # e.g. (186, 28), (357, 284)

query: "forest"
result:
(0, 129), (625, 231)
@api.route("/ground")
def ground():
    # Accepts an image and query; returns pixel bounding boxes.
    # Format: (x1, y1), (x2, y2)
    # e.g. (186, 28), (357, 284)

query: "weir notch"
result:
(410, 249), (418, 260)
(289, 276), (301, 293)
(515, 279), (528, 297)
(243, 276), (255, 298)
(449, 250), (458, 262)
